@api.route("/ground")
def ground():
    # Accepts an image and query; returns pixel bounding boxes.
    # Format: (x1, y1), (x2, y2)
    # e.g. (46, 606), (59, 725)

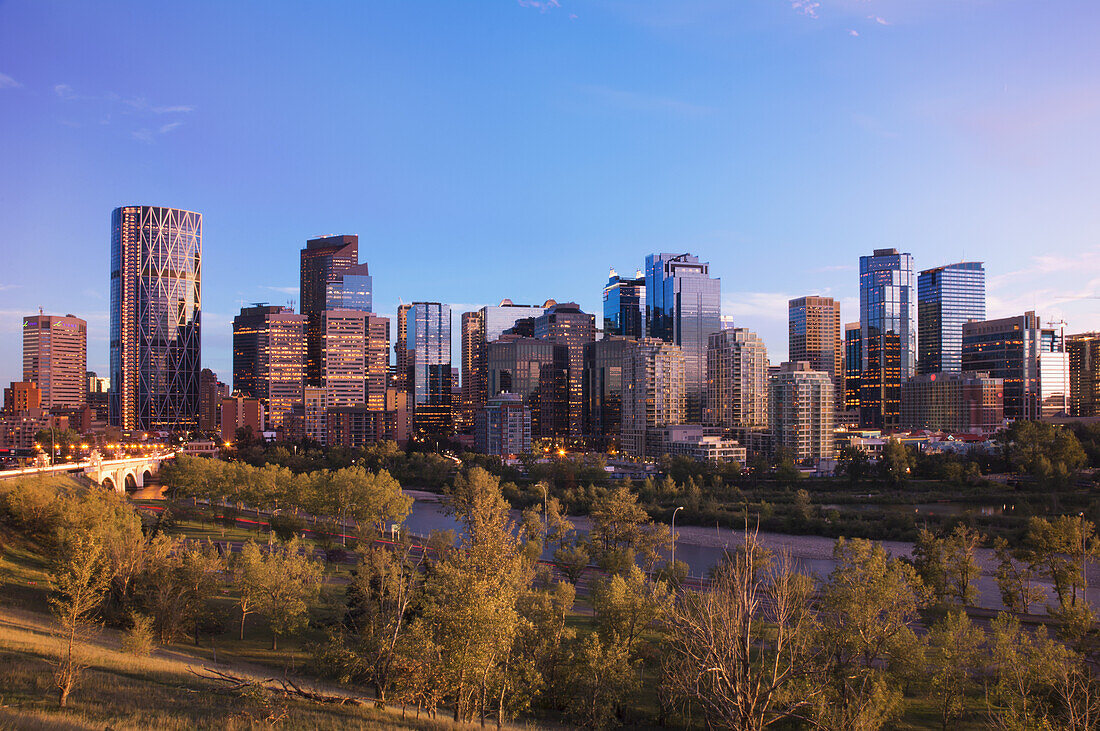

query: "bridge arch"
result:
(124, 471), (138, 492)
(102, 476), (116, 491)
(142, 469), (153, 485)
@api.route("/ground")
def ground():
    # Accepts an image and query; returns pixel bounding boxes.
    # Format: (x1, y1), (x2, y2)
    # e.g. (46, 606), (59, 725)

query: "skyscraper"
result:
(110, 206), (202, 431)
(197, 368), (225, 433)
(300, 235), (359, 386)
(962, 311), (1064, 420)
(858, 248), (916, 430)
(533, 302), (596, 439)
(844, 322), (862, 413)
(917, 262), (985, 374)
(621, 338), (685, 460)
(583, 337), (635, 451)
(407, 303), (452, 434)
(901, 371), (1003, 433)
(603, 268), (645, 339)
(645, 253), (721, 422)
(23, 313), (87, 409)
(232, 304), (308, 428)
(487, 335), (568, 438)
(706, 329), (769, 429)
(788, 296), (842, 408)
(395, 303), (413, 391)
(320, 310), (390, 411)
(326, 262), (373, 312)
(769, 362), (835, 462)
(1068, 332), (1099, 417)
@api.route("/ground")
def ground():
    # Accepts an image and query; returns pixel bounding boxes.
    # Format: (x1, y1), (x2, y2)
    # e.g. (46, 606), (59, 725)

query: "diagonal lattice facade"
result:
(110, 206), (202, 431)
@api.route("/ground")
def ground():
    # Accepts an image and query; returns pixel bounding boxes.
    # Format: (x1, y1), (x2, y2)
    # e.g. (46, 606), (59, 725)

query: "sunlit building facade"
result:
(788, 296), (842, 408)
(232, 305), (307, 428)
(110, 205), (202, 431)
(706, 328), (769, 429)
(603, 269), (645, 339)
(23, 313), (87, 409)
(621, 338), (685, 460)
(300, 235), (359, 387)
(917, 262), (985, 374)
(1068, 332), (1100, 417)
(646, 253), (721, 423)
(320, 310), (390, 411)
(769, 362), (834, 462)
(962, 311), (1064, 420)
(859, 248), (916, 430)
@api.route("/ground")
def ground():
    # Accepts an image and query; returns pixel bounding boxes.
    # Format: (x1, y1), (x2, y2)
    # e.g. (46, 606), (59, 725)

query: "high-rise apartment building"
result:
(645, 253), (721, 422)
(232, 305), (308, 428)
(407, 303), (452, 434)
(300, 235), (359, 386)
(487, 335), (568, 439)
(603, 269), (645, 339)
(621, 338), (685, 460)
(858, 248), (916, 430)
(23, 313), (87, 409)
(901, 371), (1004, 433)
(1068, 332), (1099, 417)
(917, 262), (985, 374)
(769, 362), (835, 462)
(2, 381), (40, 416)
(320, 310), (390, 411)
(582, 337), (636, 452)
(533, 303), (596, 439)
(475, 392), (532, 457)
(962, 311), (1065, 420)
(706, 329), (769, 429)
(844, 322), (862, 413)
(110, 206), (202, 431)
(788, 296), (842, 408)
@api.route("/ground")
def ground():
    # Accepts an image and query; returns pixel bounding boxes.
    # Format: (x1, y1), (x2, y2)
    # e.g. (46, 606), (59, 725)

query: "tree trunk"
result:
(272, 632), (277, 651)
(239, 609), (247, 641)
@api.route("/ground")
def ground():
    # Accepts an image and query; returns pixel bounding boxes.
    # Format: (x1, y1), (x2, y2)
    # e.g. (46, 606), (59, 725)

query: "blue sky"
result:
(1, 0), (1099, 386)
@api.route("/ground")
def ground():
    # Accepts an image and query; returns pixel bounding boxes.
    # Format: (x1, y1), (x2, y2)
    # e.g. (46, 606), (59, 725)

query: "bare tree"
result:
(663, 528), (815, 730)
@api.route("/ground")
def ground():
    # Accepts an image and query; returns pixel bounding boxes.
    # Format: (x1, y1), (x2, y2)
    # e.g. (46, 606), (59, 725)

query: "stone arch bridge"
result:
(0, 453), (175, 492)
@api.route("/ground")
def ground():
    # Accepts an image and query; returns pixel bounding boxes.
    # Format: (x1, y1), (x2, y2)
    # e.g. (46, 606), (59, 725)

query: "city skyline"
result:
(3, 1), (1100, 387)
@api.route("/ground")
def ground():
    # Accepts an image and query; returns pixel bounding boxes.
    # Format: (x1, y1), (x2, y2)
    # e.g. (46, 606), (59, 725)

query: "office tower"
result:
(603, 268), (645, 339)
(769, 362), (835, 462)
(901, 371), (1004, 433)
(327, 262), (373, 312)
(475, 393), (533, 457)
(858, 248), (916, 430)
(459, 300), (553, 434)
(408, 303), (452, 434)
(220, 395), (264, 443)
(303, 387), (328, 445)
(320, 310), (390, 410)
(706, 329), (769, 428)
(86, 371), (110, 421)
(788, 296), (842, 408)
(395, 303), (412, 391)
(583, 337), (636, 452)
(621, 338), (685, 460)
(232, 305), (308, 428)
(23, 313), (87, 409)
(197, 368), (226, 432)
(1068, 332), (1100, 417)
(962, 311), (1065, 420)
(645, 253), (721, 422)
(300, 235), (359, 386)
(487, 336), (568, 438)
(533, 302), (596, 439)
(917, 262), (986, 374)
(110, 206), (202, 431)
(844, 322), (862, 413)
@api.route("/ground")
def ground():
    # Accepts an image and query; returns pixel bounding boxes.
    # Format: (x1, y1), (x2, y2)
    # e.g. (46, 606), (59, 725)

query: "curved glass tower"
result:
(109, 206), (202, 431)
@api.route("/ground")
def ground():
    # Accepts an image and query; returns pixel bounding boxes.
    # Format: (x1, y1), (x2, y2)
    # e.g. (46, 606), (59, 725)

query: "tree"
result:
(663, 529), (815, 730)
(140, 537), (225, 644)
(552, 543), (590, 585)
(838, 445), (871, 484)
(912, 525), (982, 608)
(985, 612), (1077, 728)
(562, 632), (639, 729)
(49, 533), (109, 707)
(879, 439), (912, 486)
(992, 537), (1042, 615)
(1003, 420), (1087, 487)
(591, 564), (668, 655)
(249, 537), (324, 650)
(1025, 515), (1098, 617)
(231, 541), (265, 640)
(927, 611), (983, 731)
(806, 538), (931, 730)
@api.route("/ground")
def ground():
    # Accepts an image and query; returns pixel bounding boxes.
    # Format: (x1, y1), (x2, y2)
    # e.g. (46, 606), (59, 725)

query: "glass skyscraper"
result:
(645, 253), (721, 423)
(109, 205), (202, 431)
(408, 302), (452, 434)
(603, 268), (645, 339)
(326, 262), (373, 312)
(300, 235), (359, 386)
(858, 248), (916, 429)
(917, 262), (985, 374)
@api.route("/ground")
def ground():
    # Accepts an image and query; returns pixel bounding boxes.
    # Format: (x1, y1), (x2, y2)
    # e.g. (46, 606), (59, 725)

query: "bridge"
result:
(0, 452), (176, 492)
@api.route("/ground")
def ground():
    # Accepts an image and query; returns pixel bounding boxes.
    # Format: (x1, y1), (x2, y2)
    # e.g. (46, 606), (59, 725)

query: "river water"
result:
(401, 491), (1100, 613)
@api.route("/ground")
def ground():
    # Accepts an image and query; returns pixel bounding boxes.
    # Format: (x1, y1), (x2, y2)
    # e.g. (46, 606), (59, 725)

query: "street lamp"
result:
(671, 506), (684, 569)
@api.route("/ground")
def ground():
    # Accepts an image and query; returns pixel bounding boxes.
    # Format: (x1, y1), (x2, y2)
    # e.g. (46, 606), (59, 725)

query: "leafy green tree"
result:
(590, 564), (668, 655)
(251, 537), (324, 650)
(838, 445), (871, 483)
(878, 439), (913, 486)
(927, 611), (983, 731)
(1003, 420), (1087, 486)
(562, 632), (639, 729)
(49, 532), (109, 707)
(912, 525), (982, 608)
(985, 612), (1077, 727)
(231, 540), (265, 640)
(1025, 516), (1098, 617)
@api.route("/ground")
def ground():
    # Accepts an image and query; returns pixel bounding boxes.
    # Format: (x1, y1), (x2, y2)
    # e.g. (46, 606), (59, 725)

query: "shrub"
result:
(121, 613), (155, 656)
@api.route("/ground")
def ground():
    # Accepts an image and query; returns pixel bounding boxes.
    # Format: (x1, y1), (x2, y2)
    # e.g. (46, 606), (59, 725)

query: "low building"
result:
(900, 371), (1003, 434)
(657, 424), (746, 463)
(475, 392), (532, 457)
(181, 439), (219, 457)
(220, 395), (265, 444)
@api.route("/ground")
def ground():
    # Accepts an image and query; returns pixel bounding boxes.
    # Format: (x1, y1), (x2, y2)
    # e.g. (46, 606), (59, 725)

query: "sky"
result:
(1, 0), (1099, 387)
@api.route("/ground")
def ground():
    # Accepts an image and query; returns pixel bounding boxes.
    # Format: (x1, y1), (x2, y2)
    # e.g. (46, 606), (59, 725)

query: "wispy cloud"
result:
(788, 0), (821, 18)
(54, 83), (75, 99)
(579, 84), (713, 117)
(0, 73), (20, 90)
(0, 284), (22, 292)
(849, 29), (859, 37)
(132, 129), (155, 143)
(152, 105), (194, 114)
(158, 121), (184, 134)
(869, 15), (890, 26)
(518, 0), (561, 11)
(263, 286), (300, 296)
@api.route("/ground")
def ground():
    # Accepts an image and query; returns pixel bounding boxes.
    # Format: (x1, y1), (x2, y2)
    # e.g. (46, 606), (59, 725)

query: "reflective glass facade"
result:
(487, 336), (568, 438)
(110, 206), (202, 431)
(582, 337), (635, 450)
(645, 253), (721, 423)
(300, 235), (358, 386)
(603, 270), (645, 339)
(408, 302), (452, 434)
(232, 305), (307, 428)
(533, 302), (596, 439)
(1068, 332), (1100, 417)
(859, 248), (915, 429)
(961, 311), (1061, 420)
(326, 262), (373, 313)
(917, 262), (985, 374)
(844, 322), (862, 411)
